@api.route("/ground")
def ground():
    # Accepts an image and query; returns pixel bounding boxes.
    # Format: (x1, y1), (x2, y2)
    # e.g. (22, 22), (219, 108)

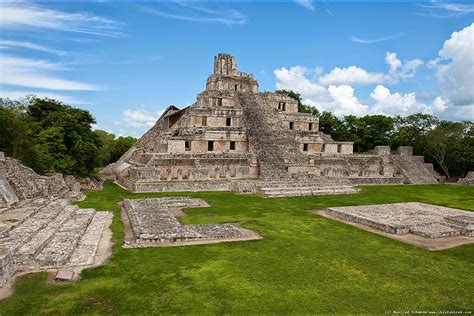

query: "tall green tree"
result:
(390, 113), (439, 155)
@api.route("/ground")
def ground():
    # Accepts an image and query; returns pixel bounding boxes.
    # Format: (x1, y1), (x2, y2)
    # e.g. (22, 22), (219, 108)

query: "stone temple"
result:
(101, 53), (439, 197)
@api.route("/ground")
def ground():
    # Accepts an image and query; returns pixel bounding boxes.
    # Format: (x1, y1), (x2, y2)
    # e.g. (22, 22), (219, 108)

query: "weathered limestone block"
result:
(0, 175), (19, 208)
(327, 202), (474, 238)
(396, 146), (413, 156)
(458, 171), (474, 185)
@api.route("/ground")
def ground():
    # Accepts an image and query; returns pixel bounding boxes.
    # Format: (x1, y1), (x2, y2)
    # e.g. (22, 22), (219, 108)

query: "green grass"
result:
(0, 181), (473, 314)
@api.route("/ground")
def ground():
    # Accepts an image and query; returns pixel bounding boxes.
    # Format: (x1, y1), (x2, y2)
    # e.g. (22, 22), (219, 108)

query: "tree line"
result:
(1, 94), (472, 179)
(0, 96), (136, 177)
(276, 90), (473, 179)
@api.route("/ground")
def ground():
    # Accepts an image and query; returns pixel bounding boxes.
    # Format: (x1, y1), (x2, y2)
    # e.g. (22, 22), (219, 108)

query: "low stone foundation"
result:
(325, 202), (474, 238)
(122, 197), (260, 246)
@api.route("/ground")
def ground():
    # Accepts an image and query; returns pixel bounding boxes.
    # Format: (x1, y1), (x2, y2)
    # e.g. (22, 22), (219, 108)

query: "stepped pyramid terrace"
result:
(101, 53), (440, 197)
(0, 153), (112, 286)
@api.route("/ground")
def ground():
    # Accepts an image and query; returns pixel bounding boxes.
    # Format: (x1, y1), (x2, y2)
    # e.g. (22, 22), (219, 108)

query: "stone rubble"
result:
(326, 202), (474, 238)
(123, 197), (245, 244)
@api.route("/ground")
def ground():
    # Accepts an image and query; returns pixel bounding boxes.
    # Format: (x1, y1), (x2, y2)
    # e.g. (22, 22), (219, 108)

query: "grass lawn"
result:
(0, 181), (473, 314)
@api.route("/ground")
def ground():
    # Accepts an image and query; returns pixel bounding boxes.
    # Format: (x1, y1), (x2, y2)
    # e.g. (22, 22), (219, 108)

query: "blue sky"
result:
(0, 1), (473, 137)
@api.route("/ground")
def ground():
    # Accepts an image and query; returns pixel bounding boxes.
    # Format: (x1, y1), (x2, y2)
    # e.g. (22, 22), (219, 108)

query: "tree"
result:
(390, 113), (438, 154)
(94, 130), (137, 166)
(423, 121), (466, 179)
(318, 111), (347, 140)
(0, 98), (36, 166)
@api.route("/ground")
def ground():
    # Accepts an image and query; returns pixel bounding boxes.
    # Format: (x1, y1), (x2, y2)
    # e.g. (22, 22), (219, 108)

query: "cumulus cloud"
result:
(274, 66), (369, 116)
(326, 85), (369, 116)
(299, 52), (423, 87)
(122, 108), (164, 129)
(369, 85), (445, 116)
(319, 66), (390, 86)
(385, 52), (423, 80)
(274, 67), (448, 118)
(430, 23), (474, 108)
(274, 66), (327, 97)
(111, 108), (165, 137)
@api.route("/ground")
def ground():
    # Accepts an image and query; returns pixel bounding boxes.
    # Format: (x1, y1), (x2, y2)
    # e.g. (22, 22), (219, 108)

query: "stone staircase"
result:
(256, 178), (359, 198)
(0, 198), (111, 285)
(237, 92), (305, 180)
(392, 155), (438, 184)
(237, 92), (360, 198)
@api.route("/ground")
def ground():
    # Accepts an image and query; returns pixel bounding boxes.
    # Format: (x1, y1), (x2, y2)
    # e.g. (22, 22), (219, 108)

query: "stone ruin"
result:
(322, 203), (474, 249)
(122, 197), (259, 246)
(101, 53), (439, 198)
(0, 153), (112, 286)
(458, 171), (474, 185)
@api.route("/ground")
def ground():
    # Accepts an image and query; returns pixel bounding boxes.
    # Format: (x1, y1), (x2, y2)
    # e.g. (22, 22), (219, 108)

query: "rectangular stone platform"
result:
(326, 202), (474, 238)
(122, 197), (259, 246)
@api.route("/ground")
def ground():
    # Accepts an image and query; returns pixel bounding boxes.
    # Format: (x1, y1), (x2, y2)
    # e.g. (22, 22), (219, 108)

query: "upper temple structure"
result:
(100, 53), (440, 197)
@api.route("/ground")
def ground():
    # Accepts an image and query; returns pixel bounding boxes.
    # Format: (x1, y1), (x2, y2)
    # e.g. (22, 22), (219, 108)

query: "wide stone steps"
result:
(0, 197), (110, 286)
(34, 208), (96, 268)
(238, 92), (304, 180)
(0, 199), (69, 253)
(259, 186), (359, 198)
(68, 212), (111, 267)
(14, 205), (78, 264)
(392, 156), (438, 184)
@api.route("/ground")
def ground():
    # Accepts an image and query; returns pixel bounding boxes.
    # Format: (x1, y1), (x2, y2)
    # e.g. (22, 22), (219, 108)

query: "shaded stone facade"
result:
(101, 53), (438, 197)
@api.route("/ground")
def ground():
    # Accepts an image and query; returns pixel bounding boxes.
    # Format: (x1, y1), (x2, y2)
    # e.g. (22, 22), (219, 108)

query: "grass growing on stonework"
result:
(0, 181), (473, 314)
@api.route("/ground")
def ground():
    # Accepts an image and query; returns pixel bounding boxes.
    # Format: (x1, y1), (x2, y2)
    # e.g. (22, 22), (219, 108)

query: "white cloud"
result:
(0, 3), (125, 37)
(319, 66), (390, 86)
(139, 3), (247, 25)
(274, 67), (447, 118)
(351, 33), (403, 44)
(295, 0), (315, 11)
(0, 40), (70, 56)
(274, 66), (327, 97)
(370, 85), (446, 116)
(326, 85), (369, 116)
(122, 108), (164, 129)
(385, 52), (423, 80)
(417, 3), (474, 18)
(296, 52), (423, 88)
(274, 66), (369, 116)
(0, 90), (91, 105)
(0, 54), (99, 91)
(430, 23), (474, 107)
